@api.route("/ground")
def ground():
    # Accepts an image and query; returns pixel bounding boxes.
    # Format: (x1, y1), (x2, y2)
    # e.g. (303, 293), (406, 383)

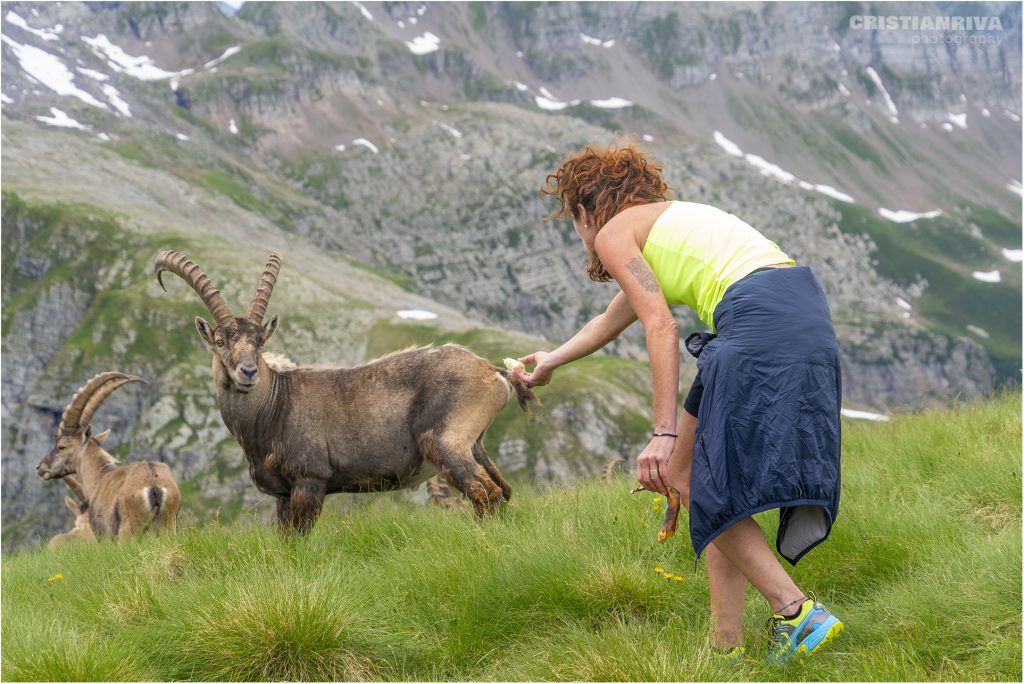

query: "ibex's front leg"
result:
(275, 495), (291, 528)
(287, 479), (326, 533)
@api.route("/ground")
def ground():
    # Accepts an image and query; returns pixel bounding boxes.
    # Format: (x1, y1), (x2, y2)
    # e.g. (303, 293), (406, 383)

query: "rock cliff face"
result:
(1, 1), (1019, 547)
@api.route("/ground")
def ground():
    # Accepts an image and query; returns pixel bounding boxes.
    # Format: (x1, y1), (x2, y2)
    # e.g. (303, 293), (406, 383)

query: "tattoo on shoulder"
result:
(626, 256), (660, 293)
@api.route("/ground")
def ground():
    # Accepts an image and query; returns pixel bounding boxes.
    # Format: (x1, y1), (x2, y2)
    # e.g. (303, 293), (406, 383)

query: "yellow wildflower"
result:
(674, 576), (683, 582)
(47, 573), (64, 582)
(654, 566), (664, 573)
(664, 573), (675, 579)
(653, 497), (662, 503)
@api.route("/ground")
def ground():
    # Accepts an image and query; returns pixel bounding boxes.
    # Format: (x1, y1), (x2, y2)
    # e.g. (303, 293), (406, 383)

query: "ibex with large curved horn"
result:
(37, 373), (180, 540)
(155, 249), (535, 532)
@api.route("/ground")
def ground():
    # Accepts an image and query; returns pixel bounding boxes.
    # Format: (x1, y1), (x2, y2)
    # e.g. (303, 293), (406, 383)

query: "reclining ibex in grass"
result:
(47, 476), (95, 548)
(37, 372), (181, 540)
(154, 249), (535, 532)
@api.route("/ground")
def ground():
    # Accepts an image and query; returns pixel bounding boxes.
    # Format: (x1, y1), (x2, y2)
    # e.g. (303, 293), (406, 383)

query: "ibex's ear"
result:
(195, 316), (216, 348)
(65, 496), (80, 515)
(93, 428), (111, 444)
(263, 314), (280, 342)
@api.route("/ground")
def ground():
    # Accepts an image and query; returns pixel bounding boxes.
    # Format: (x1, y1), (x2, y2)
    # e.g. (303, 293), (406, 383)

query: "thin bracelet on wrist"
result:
(652, 431), (678, 439)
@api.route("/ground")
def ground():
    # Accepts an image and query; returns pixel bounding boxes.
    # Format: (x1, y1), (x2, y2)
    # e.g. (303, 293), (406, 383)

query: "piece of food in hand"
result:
(503, 357), (526, 373)
(657, 487), (682, 543)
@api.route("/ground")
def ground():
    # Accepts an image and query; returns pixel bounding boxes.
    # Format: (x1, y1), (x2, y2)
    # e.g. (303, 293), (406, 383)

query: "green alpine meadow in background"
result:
(3, 393), (1019, 682)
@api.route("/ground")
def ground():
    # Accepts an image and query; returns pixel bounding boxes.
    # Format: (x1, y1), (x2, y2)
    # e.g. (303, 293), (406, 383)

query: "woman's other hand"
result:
(517, 351), (555, 387)
(636, 435), (676, 494)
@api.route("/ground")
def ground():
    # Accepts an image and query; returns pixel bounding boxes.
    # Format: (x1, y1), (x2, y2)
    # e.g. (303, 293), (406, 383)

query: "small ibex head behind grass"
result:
(48, 475), (95, 549)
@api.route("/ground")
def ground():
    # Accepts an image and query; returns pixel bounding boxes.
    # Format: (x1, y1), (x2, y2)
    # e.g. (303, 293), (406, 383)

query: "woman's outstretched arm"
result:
(517, 290), (637, 386)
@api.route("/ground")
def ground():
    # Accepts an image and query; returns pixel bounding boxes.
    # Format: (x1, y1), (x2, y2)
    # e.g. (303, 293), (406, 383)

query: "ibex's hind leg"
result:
(158, 489), (181, 534)
(472, 441), (512, 502)
(420, 431), (502, 515)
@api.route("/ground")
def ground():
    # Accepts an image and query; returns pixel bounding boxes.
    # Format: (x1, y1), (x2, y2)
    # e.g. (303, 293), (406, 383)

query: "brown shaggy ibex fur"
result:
(37, 373), (181, 540)
(155, 249), (535, 532)
(47, 476), (95, 548)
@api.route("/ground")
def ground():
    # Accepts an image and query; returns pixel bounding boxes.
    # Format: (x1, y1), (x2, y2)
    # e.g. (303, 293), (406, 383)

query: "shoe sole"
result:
(769, 618), (844, 665)
(796, 619), (844, 657)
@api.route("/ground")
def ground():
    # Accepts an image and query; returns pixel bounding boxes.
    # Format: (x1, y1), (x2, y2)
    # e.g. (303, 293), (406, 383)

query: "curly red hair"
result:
(541, 144), (670, 281)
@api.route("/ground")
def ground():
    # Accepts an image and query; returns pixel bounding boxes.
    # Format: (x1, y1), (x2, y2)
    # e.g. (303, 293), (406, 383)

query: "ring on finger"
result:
(649, 468), (659, 475)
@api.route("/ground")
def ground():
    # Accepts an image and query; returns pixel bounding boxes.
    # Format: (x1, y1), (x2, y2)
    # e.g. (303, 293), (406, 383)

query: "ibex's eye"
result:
(216, 339), (225, 347)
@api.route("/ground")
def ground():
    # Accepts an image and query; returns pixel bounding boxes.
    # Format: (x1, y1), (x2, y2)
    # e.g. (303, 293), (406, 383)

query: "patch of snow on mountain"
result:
(513, 81), (528, 91)
(590, 97), (632, 108)
(878, 208), (942, 223)
(352, 1), (373, 20)
(1000, 248), (1022, 262)
(864, 66), (898, 121)
(535, 96), (569, 111)
(966, 324), (990, 338)
(896, 298), (912, 311)
(76, 67), (109, 82)
(397, 309), (437, 320)
(353, 138), (379, 153)
(2, 35), (108, 108)
(713, 131), (744, 157)
(5, 11), (61, 41)
(947, 112), (967, 129)
(1006, 180), (1023, 198)
(36, 107), (89, 130)
(203, 46), (240, 70)
(0, 93), (11, 104)
(437, 122), (462, 138)
(229, 118), (238, 134)
(102, 85), (131, 117)
(971, 270), (1001, 283)
(981, 107), (991, 118)
(744, 154), (795, 184)
(82, 34), (186, 81)
(175, 133), (189, 141)
(814, 185), (855, 203)
(405, 32), (440, 55)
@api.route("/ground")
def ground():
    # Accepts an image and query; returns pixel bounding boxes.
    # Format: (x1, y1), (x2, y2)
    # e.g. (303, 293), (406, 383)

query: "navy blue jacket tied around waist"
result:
(685, 266), (841, 566)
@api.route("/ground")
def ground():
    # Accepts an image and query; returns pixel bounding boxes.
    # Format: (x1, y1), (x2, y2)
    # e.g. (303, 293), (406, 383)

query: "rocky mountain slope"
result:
(2, 1), (1020, 547)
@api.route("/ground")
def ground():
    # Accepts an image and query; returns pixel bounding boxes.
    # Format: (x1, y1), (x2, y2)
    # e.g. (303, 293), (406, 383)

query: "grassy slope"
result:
(2, 393), (1019, 682)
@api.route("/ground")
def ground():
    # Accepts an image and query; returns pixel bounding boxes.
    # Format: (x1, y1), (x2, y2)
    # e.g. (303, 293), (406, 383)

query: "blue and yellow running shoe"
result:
(766, 597), (843, 665)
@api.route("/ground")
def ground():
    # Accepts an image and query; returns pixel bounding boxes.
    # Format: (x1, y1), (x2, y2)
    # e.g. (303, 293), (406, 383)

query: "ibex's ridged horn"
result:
(247, 252), (282, 323)
(154, 250), (235, 328)
(58, 372), (145, 438)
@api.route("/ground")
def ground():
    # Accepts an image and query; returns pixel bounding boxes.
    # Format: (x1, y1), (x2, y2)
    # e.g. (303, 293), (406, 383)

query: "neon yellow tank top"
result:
(641, 201), (794, 332)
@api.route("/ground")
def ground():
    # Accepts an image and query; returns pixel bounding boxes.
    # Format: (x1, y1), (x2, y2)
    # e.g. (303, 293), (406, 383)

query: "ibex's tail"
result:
(145, 486), (165, 519)
(497, 369), (539, 414)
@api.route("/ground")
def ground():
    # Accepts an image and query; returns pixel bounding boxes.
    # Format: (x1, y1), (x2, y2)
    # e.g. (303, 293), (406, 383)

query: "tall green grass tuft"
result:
(2, 393), (1020, 681)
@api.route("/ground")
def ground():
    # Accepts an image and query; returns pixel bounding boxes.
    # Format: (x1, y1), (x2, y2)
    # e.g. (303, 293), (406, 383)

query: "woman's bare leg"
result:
(665, 411), (748, 649)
